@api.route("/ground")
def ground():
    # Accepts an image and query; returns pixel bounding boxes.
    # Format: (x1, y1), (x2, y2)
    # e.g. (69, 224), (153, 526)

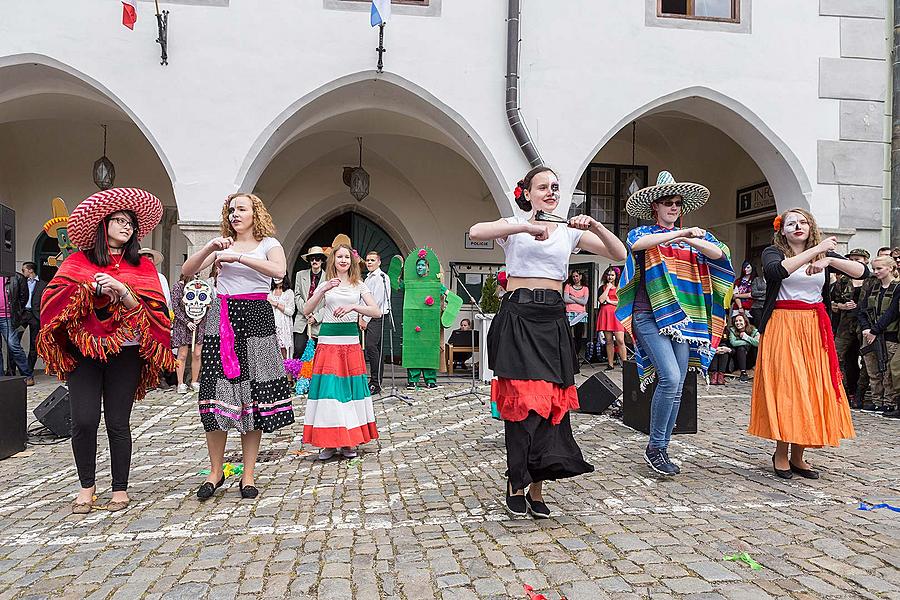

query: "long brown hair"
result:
(773, 208), (822, 259)
(220, 193), (276, 240)
(325, 244), (362, 284)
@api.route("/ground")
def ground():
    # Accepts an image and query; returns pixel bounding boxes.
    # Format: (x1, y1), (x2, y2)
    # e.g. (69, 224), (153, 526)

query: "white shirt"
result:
(497, 216), (584, 281)
(323, 282), (370, 324)
(362, 268), (391, 324)
(215, 237), (281, 296)
(777, 268), (825, 303)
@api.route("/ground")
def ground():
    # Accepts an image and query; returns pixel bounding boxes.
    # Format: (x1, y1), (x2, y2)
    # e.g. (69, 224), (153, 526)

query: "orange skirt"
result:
(748, 308), (855, 446)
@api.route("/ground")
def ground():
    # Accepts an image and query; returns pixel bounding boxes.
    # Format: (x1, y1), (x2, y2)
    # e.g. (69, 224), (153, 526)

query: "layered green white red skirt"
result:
(303, 322), (378, 448)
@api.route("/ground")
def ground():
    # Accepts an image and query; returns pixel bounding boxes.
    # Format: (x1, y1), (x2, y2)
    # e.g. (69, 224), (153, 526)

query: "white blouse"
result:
(497, 216), (584, 281)
(215, 237), (281, 296)
(321, 282), (369, 324)
(777, 268), (825, 303)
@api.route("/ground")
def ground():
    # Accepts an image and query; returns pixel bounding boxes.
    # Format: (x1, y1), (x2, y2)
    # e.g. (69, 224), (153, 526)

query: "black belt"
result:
(507, 288), (562, 305)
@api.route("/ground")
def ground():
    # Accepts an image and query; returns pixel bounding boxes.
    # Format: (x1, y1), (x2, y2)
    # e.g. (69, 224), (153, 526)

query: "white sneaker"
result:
(191, 382), (200, 392)
(340, 447), (357, 459)
(318, 448), (337, 461)
(176, 383), (189, 394)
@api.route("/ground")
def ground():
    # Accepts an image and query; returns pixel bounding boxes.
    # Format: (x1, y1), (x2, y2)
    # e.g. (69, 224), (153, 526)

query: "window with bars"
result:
(659, 0), (738, 21)
(568, 164), (648, 242)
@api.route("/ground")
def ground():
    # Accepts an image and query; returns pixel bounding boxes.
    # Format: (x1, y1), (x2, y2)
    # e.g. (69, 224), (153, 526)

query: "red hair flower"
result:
(513, 185), (523, 199)
(773, 215), (783, 231)
(424, 296), (434, 306)
(418, 249), (427, 258)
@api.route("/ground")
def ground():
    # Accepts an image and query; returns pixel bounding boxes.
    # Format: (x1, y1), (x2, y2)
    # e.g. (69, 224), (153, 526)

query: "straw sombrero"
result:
(67, 188), (163, 249)
(139, 247), (164, 266)
(301, 246), (327, 261)
(625, 171), (709, 220)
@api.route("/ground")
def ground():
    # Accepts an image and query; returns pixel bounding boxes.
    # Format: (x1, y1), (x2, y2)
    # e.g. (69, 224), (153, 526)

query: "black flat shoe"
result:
(605, 365), (615, 371)
(772, 456), (793, 479)
(525, 492), (551, 519)
(239, 478), (259, 499)
(505, 480), (526, 516)
(197, 475), (225, 500)
(789, 462), (820, 479)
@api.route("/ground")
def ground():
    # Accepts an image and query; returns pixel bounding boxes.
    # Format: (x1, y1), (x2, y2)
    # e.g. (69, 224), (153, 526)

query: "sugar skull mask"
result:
(182, 278), (213, 321)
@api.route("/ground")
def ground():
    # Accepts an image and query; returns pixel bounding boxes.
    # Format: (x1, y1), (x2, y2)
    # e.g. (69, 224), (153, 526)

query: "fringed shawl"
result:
(616, 225), (735, 390)
(36, 251), (176, 401)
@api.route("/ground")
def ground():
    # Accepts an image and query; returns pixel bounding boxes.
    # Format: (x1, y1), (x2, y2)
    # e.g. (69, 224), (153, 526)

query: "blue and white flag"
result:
(371, 0), (391, 26)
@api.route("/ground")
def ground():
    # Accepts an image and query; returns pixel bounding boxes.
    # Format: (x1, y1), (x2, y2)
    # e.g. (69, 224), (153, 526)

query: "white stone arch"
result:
(235, 71), (511, 215)
(569, 86), (812, 213)
(0, 52), (176, 185)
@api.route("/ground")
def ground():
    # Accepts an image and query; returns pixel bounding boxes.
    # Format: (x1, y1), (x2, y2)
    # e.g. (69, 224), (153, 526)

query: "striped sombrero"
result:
(625, 171), (710, 220)
(67, 188), (163, 249)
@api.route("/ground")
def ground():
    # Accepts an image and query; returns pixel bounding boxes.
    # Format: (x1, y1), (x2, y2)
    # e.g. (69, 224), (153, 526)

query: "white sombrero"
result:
(625, 171), (710, 220)
(139, 247), (164, 266)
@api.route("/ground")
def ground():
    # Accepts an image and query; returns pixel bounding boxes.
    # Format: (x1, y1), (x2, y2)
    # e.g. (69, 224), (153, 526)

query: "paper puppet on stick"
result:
(388, 246), (462, 387)
(42, 197), (77, 266)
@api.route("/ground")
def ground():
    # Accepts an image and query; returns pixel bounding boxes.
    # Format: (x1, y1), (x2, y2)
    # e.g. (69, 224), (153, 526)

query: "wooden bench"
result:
(446, 344), (478, 374)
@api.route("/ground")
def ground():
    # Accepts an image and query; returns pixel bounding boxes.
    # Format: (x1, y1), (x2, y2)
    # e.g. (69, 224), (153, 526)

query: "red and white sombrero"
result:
(67, 188), (163, 249)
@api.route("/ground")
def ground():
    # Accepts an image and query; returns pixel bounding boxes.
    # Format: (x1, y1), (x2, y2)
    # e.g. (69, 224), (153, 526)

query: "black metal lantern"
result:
(349, 137), (369, 202)
(92, 125), (116, 191)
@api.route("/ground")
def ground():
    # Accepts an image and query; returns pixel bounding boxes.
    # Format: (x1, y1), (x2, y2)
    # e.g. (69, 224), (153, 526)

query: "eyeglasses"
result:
(655, 200), (683, 208)
(109, 217), (135, 230)
(309, 257), (324, 262)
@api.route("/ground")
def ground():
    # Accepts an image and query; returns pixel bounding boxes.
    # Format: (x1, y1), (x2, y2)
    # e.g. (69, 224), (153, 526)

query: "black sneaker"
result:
(644, 447), (677, 476)
(739, 372), (750, 382)
(426, 382), (437, 389)
(882, 407), (900, 418)
(525, 492), (551, 519)
(861, 401), (881, 412)
(660, 449), (680, 474)
(406, 383), (416, 390)
(505, 481), (527, 516)
(368, 383), (382, 395)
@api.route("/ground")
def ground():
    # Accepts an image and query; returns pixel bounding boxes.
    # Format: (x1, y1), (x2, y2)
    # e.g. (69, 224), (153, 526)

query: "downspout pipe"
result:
(891, 0), (900, 247)
(506, 0), (543, 168)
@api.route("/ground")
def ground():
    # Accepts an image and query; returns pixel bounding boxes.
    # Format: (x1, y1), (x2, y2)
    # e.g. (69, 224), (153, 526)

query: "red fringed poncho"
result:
(36, 251), (176, 400)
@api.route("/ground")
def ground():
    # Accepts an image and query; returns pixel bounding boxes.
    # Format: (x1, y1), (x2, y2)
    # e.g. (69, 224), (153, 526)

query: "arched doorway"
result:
(293, 212), (405, 363)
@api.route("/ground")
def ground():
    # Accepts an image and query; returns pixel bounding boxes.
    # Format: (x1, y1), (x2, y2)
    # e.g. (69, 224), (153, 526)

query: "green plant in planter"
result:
(480, 275), (501, 314)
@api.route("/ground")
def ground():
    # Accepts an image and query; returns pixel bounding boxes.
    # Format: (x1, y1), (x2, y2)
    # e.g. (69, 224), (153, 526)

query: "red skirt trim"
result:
(302, 423), (378, 448)
(491, 378), (579, 425)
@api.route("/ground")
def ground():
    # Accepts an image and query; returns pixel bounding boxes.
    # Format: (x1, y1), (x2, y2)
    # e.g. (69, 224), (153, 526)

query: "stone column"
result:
(178, 221), (220, 276)
(821, 226), (858, 255)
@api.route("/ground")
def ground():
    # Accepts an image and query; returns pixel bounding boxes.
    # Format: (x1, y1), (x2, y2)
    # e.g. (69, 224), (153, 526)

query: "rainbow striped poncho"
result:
(616, 225), (735, 390)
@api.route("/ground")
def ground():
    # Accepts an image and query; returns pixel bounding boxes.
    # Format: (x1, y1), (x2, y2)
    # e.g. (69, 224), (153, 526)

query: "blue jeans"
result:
(0, 316), (33, 378)
(632, 312), (689, 450)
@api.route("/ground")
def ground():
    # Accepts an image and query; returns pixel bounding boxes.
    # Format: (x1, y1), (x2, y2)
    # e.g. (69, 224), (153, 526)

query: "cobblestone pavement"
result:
(0, 367), (898, 600)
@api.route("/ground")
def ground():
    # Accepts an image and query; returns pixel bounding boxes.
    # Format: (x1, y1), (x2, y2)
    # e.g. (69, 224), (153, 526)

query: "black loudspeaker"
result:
(0, 377), (27, 459)
(0, 204), (14, 277)
(576, 371), (622, 415)
(622, 360), (697, 435)
(33, 385), (72, 438)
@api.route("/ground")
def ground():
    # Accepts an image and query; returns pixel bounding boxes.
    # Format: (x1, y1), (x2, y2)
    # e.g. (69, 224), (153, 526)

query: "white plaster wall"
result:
(0, 0), (844, 227)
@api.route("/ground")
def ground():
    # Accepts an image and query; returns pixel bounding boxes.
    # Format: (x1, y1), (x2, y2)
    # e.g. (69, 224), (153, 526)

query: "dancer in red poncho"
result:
(37, 188), (175, 515)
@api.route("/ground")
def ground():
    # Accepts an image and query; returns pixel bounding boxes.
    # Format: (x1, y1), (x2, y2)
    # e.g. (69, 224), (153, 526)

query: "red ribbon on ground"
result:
(774, 300), (842, 403)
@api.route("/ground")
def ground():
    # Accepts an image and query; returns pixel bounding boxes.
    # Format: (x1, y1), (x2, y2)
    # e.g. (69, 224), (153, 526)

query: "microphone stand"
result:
(375, 270), (413, 405)
(444, 264), (490, 402)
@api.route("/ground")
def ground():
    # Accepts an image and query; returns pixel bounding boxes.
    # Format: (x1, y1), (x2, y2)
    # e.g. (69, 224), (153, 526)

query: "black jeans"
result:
(710, 352), (730, 373)
(732, 345), (753, 372)
(68, 346), (143, 491)
(364, 317), (384, 386)
(21, 312), (39, 371)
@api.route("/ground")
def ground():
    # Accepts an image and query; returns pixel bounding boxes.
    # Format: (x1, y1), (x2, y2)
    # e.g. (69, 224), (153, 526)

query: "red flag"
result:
(122, 1), (137, 29)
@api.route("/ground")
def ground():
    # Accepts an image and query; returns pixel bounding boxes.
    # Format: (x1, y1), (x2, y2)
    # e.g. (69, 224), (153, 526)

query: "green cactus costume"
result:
(388, 247), (463, 387)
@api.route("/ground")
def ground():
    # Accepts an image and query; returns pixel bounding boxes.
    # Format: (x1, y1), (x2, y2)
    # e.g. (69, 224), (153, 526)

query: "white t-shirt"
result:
(215, 237), (281, 296)
(497, 216), (584, 281)
(777, 268), (825, 303)
(322, 282), (369, 324)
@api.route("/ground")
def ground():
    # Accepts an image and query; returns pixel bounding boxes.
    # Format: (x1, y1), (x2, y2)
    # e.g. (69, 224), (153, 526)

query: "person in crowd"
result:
(853, 247), (890, 405)
(749, 266), (767, 326)
(563, 270), (589, 358)
(181, 193), (294, 501)
(831, 248), (871, 408)
(360, 250), (391, 394)
(749, 208), (864, 480)
(708, 338), (732, 386)
(449, 318), (476, 370)
(303, 244), (381, 460)
(727, 313), (759, 382)
(170, 273), (209, 393)
(859, 255), (900, 414)
(269, 275), (295, 360)
(469, 165), (626, 518)
(596, 265), (627, 371)
(617, 171), (734, 476)
(18, 262), (46, 376)
(292, 246), (327, 358)
(139, 248), (171, 307)
(1, 272), (31, 383)
(892, 247), (900, 266)
(36, 188), (174, 513)
(732, 261), (755, 319)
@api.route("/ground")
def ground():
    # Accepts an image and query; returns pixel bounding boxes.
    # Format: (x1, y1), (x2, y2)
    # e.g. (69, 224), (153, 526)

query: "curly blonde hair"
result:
(773, 207), (822, 259)
(325, 243), (362, 285)
(220, 193), (276, 241)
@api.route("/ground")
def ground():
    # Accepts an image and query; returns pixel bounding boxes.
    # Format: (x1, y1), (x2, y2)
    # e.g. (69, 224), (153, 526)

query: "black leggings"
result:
(68, 346), (143, 491)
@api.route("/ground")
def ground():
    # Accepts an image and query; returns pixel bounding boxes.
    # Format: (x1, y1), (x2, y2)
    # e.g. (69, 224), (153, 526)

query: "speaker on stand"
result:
(0, 204), (15, 278)
(622, 360), (697, 435)
(0, 377), (27, 459)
